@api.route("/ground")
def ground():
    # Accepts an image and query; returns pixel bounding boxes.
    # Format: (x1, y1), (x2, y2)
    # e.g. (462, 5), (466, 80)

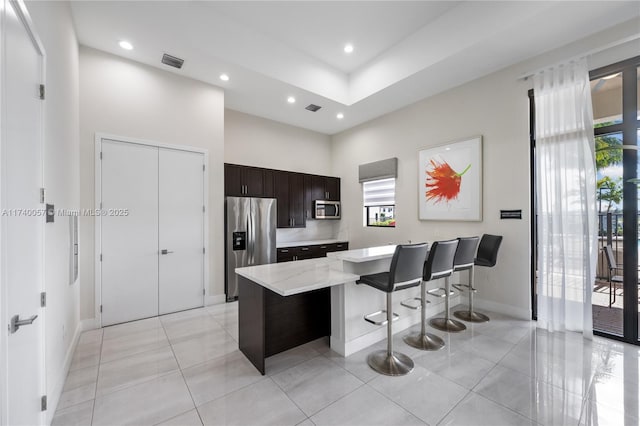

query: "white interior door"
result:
(101, 140), (159, 326)
(158, 148), (204, 314)
(2, 1), (45, 424)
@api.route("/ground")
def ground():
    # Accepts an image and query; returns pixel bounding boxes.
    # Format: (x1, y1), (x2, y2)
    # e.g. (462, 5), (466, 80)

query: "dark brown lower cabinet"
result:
(238, 275), (331, 375)
(277, 242), (349, 263)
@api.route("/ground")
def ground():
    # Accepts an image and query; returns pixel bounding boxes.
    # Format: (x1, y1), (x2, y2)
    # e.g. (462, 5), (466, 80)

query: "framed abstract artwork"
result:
(418, 136), (482, 221)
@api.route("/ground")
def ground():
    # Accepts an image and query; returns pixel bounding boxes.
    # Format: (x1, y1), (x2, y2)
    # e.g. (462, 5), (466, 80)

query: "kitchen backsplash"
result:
(276, 220), (347, 244)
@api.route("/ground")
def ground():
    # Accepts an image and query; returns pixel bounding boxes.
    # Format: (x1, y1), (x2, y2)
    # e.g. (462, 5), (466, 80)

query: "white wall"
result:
(79, 47), (225, 319)
(331, 22), (640, 320)
(225, 109), (332, 175)
(27, 1), (80, 422)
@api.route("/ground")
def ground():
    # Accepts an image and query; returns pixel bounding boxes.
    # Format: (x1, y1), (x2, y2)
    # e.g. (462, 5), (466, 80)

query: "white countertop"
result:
(276, 239), (347, 248)
(235, 257), (360, 296)
(326, 245), (397, 263)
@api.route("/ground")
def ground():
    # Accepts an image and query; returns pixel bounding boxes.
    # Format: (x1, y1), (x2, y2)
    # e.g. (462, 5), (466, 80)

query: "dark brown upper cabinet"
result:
(325, 176), (340, 201)
(274, 171), (305, 228)
(225, 163), (340, 228)
(304, 175), (341, 218)
(224, 164), (274, 198)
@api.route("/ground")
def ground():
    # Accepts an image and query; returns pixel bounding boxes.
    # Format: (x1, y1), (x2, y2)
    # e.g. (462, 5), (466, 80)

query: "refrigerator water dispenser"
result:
(233, 231), (246, 251)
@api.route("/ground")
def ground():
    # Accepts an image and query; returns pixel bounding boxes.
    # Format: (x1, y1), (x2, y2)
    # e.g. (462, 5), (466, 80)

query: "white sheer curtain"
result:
(534, 58), (596, 336)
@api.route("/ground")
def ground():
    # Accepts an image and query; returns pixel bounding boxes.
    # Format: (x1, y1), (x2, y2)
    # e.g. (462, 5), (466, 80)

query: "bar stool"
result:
(357, 243), (429, 376)
(429, 238), (468, 333)
(449, 236), (480, 321)
(454, 234), (502, 323)
(403, 240), (458, 351)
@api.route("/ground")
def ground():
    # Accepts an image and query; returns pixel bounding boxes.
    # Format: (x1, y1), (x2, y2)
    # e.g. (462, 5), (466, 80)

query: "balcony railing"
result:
(596, 212), (640, 279)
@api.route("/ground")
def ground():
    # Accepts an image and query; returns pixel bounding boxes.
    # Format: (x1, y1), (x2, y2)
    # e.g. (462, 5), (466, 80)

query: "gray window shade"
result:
(359, 158), (397, 183)
(363, 178), (395, 207)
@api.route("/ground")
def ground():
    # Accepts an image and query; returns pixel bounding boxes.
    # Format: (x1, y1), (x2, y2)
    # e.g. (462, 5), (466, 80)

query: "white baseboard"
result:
(80, 318), (99, 331)
(46, 320), (84, 425)
(473, 298), (531, 320)
(205, 294), (226, 306)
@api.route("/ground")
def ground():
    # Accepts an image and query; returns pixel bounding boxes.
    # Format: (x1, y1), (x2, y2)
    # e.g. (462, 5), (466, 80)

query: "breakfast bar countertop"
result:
(326, 244), (397, 263)
(235, 257), (359, 297)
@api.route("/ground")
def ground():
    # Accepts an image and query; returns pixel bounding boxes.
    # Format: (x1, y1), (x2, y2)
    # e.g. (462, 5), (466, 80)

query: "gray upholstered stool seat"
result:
(403, 239), (458, 350)
(427, 238), (468, 333)
(454, 234), (502, 323)
(357, 243), (429, 376)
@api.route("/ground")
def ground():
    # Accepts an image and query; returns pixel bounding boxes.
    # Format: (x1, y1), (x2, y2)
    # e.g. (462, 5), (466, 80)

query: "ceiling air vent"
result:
(305, 104), (322, 112)
(161, 54), (184, 69)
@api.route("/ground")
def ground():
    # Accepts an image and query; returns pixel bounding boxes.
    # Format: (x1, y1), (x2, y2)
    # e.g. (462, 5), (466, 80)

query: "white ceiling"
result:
(70, 1), (640, 135)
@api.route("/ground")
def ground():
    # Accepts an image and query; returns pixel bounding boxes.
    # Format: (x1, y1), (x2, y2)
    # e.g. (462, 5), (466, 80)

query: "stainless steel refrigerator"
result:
(225, 197), (277, 301)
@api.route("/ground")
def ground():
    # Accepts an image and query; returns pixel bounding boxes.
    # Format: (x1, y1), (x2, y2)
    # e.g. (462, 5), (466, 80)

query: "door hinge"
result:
(100, 151), (103, 160)
(41, 395), (47, 411)
(203, 247), (205, 254)
(39, 84), (45, 100)
(100, 305), (103, 313)
(99, 254), (102, 261)
(202, 205), (205, 213)
(40, 188), (45, 203)
(100, 202), (103, 209)
(202, 164), (205, 172)
(40, 292), (46, 307)
(202, 288), (205, 295)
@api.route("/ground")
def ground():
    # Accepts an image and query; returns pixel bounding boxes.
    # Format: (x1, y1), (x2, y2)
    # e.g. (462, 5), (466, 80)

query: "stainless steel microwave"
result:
(314, 200), (340, 219)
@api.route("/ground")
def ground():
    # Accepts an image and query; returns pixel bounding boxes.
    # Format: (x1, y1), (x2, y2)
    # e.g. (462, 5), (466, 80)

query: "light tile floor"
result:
(53, 302), (640, 426)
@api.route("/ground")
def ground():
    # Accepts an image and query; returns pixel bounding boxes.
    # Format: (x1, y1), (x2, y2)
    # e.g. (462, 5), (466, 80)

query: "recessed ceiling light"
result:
(287, 96), (296, 104)
(219, 74), (229, 82)
(337, 113), (344, 119)
(119, 40), (133, 50)
(602, 73), (620, 80)
(344, 44), (354, 54)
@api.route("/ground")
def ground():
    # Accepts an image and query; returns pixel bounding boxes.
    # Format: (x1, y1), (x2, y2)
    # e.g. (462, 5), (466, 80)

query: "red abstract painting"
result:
(425, 159), (471, 203)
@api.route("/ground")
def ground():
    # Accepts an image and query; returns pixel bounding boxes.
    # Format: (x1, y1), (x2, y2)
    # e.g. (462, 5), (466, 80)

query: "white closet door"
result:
(101, 140), (159, 326)
(158, 148), (204, 314)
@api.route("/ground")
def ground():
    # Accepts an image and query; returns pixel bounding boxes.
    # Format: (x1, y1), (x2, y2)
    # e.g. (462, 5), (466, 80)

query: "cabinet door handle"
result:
(301, 247), (309, 251)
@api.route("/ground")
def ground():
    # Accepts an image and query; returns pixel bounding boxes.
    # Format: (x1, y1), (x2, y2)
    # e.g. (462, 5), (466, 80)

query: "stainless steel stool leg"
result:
(404, 281), (445, 350)
(454, 266), (490, 323)
(367, 293), (414, 376)
(429, 276), (467, 332)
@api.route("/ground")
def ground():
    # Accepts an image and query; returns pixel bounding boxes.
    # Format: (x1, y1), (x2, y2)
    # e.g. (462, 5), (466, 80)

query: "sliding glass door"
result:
(530, 56), (639, 344)
(590, 56), (639, 343)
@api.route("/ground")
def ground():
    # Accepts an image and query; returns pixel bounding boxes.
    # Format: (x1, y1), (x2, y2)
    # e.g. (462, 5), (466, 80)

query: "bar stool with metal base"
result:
(428, 239), (467, 333)
(454, 234), (502, 323)
(404, 240), (458, 351)
(449, 236), (480, 321)
(357, 243), (429, 376)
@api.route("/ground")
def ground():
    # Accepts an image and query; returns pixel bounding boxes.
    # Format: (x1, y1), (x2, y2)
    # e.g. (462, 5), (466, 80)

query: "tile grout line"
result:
(90, 329), (104, 426)
(265, 374), (311, 421)
(161, 320), (204, 426)
(362, 380), (428, 425)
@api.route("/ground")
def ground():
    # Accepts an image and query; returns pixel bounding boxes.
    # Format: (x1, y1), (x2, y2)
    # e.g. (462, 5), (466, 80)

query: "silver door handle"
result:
(10, 314), (38, 334)
(161, 249), (174, 255)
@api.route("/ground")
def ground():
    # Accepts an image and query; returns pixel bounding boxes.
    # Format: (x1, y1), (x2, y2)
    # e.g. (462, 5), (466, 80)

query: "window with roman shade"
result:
(359, 158), (397, 227)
